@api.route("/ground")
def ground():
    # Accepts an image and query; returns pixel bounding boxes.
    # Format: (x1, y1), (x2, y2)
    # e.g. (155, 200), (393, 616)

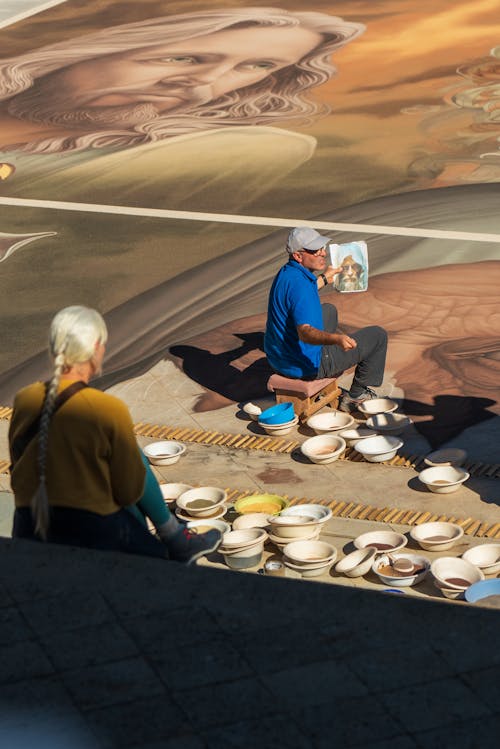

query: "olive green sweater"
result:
(9, 380), (145, 515)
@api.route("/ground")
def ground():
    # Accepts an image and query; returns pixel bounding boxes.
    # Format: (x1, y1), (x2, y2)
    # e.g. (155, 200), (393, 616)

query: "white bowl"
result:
(334, 547), (376, 578)
(232, 513), (271, 531)
(280, 504), (332, 524)
(306, 411), (354, 434)
(268, 528), (321, 549)
(175, 505), (227, 523)
(433, 579), (466, 600)
(366, 413), (413, 436)
(357, 398), (398, 415)
(354, 530), (408, 554)
(260, 416), (299, 436)
(372, 553), (430, 587)
(143, 440), (186, 466)
(300, 434), (346, 464)
(431, 556), (484, 591)
(283, 559), (334, 578)
(177, 487), (227, 517)
(222, 546), (264, 570)
(410, 522), (464, 551)
(424, 448), (467, 467)
(462, 544), (500, 576)
(338, 426), (376, 446)
(283, 539), (337, 567)
(353, 435), (403, 462)
(242, 402), (262, 420)
(159, 483), (193, 506)
(186, 518), (231, 536)
(220, 528), (267, 551)
(418, 466), (469, 494)
(268, 514), (321, 539)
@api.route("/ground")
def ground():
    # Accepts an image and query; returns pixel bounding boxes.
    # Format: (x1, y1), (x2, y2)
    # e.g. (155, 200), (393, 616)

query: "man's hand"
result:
(335, 334), (357, 351)
(324, 265), (343, 284)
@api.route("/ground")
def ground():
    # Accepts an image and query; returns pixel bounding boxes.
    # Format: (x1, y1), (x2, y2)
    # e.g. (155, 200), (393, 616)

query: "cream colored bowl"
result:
(418, 466), (469, 494)
(462, 544), (500, 576)
(300, 434), (346, 464)
(334, 547), (376, 578)
(177, 487), (227, 517)
(410, 522), (464, 551)
(306, 411), (354, 434)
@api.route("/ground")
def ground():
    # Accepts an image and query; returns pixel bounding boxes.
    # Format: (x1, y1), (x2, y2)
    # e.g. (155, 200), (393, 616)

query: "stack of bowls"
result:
(431, 556), (484, 599)
(300, 434), (346, 464)
(424, 448), (467, 467)
(353, 435), (403, 462)
(417, 466), (469, 494)
(462, 544), (500, 576)
(268, 504), (332, 549)
(143, 440), (186, 466)
(282, 539), (337, 577)
(175, 486), (227, 522)
(258, 402), (298, 435)
(306, 411), (354, 434)
(219, 528), (268, 570)
(410, 522), (464, 552)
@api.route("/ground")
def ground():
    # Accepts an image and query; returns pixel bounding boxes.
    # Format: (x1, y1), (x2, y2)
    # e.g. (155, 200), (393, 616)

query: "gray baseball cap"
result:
(286, 227), (331, 253)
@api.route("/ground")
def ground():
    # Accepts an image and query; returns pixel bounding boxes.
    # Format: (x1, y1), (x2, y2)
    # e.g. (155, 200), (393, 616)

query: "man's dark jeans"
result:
(318, 303), (387, 395)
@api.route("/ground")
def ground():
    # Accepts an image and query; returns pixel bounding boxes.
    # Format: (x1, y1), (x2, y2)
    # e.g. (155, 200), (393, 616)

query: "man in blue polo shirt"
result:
(264, 227), (387, 411)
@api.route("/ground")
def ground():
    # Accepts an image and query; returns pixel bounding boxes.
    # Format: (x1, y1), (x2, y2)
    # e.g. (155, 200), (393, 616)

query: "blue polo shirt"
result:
(264, 260), (323, 377)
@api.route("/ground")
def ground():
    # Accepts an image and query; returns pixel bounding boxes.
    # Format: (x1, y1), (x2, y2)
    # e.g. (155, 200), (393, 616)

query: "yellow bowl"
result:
(234, 493), (288, 516)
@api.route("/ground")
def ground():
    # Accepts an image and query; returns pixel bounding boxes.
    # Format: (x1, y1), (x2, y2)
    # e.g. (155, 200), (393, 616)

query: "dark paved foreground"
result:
(0, 537), (499, 748)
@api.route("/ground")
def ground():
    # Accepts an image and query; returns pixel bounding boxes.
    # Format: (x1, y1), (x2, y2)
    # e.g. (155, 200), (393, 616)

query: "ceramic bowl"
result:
(357, 398), (398, 415)
(283, 539), (337, 567)
(242, 402), (262, 420)
(283, 558), (335, 578)
(306, 411), (354, 434)
(176, 486), (227, 517)
(465, 578), (500, 605)
(334, 547), (376, 578)
(353, 530), (408, 554)
(268, 527), (321, 550)
(143, 440), (186, 466)
(300, 434), (346, 464)
(280, 504), (332, 525)
(366, 413), (413, 436)
(186, 518), (231, 536)
(424, 448), (467, 468)
(410, 522), (464, 551)
(372, 553), (430, 587)
(353, 435), (403, 462)
(417, 466), (469, 494)
(159, 483), (193, 506)
(462, 544), (500, 576)
(234, 494), (288, 516)
(258, 402), (295, 425)
(431, 556), (484, 591)
(433, 579), (466, 600)
(268, 514), (321, 539)
(222, 546), (265, 570)
(338, 426), (376, 446)
(232, 512), (271, 530)
(220, 528), (267, 551)
(260, 416), (299, 436)
(175, 505), (227, 523)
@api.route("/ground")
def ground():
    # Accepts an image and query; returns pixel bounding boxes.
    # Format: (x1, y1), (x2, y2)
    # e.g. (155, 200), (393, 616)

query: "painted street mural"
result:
(0, 1), (499, 449)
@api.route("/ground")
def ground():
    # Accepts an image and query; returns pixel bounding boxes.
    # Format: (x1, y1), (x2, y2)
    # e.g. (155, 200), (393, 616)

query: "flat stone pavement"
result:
(0, 359), (499, 747)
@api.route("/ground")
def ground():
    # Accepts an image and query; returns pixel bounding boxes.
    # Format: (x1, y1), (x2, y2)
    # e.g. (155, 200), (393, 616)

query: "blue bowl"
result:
(258, 402), (295, 425)
(465, 578), (500, 603)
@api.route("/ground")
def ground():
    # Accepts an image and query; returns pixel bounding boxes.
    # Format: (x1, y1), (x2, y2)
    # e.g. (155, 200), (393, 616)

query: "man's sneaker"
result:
(339, 387), (378, 413)
(168, 527), (222, 565)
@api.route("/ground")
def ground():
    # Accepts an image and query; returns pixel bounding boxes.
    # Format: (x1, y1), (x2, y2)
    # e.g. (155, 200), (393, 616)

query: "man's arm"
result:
(297, 324), (357, 351)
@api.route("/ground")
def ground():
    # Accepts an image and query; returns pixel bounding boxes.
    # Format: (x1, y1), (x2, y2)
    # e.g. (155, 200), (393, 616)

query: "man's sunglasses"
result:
(299, 246), (326, 256)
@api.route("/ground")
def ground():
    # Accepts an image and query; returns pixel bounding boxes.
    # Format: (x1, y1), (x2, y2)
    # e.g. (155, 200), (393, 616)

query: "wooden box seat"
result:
(267, 374), (341, 421)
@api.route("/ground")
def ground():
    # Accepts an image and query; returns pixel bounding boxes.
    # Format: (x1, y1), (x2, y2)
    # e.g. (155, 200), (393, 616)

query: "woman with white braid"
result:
(8, 305), (221, 564)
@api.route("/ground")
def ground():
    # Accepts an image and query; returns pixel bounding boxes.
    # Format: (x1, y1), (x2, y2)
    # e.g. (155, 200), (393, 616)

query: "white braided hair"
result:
(31, 305), (108, 539)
